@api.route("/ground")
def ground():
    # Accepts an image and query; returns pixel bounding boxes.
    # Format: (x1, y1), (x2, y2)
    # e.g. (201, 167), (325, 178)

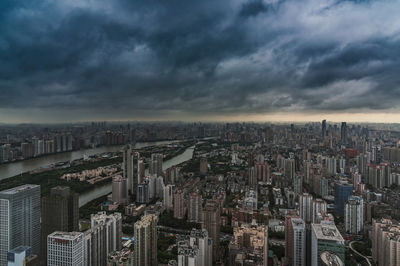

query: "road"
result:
(349, 241), (373, 266)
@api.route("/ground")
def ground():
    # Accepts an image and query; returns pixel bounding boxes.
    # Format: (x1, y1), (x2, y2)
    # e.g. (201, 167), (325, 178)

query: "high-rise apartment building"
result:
(341, 122), (347, 145)
(47, 231), (84, 266)
(149, 153), (163, 176)
(137, 159), (145, 184)
(188, 192), (202, 223)
(112, 175), (128, 204)
(284, 211), (298, 265)
(163, 184), (174, 211)
(327, 157), (337, 176)
(291, 218), (306, 266)
(136, 182), (149, 204)
(284, 158), (296, 181)
(189, 229), (212, 266)
(0, 184), (40, 265)
(319, 177), (329, 197)
(178, 229), (213, 266)
(41, 186), (79, 264)
(345, 196), (364, 234)
(255, 161), (270, 183)
(312, 198), (327, 223)
(122, 145), (135, 195)
(299, 193), (313, 223)
(86, 212), (122, 266)
(174, 190), (185, 219)
(201, 200), (220, 262)
(134, 214), (158, 266)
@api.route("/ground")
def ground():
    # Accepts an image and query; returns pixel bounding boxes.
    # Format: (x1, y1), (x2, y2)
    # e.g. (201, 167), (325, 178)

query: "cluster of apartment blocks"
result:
(285, 214), (345, 266)
(0, 182), (219, 266)
(371, 218), (400, 266)
(0, 184), (126, 266)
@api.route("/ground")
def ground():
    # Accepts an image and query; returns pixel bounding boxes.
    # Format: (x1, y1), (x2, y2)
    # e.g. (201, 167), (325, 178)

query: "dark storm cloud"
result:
(1, 0), (400, 119)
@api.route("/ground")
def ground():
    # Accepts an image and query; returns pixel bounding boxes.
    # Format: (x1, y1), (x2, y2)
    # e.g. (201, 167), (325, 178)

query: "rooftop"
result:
(312, 224), (344, 243)
(0, 184), (39, 195)
(8, 246), (31, 254)
(48, 231), (83, 241)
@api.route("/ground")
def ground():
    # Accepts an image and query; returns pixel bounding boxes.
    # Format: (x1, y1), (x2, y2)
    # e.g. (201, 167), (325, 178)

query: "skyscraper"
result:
(340, 122), (347, 145)
(284, 211), (298, 265)
(86, 212), (122, 266)
(188, 192), (202, 223)
(291, 218), (306, 266)
(0, 184), (40, 265)
(137, 159), (145, 184)
(149, 153), (163, 176)
(327, 157), (337, 176)
(299, 193), (313, 223)
(201, 200), (220, 262)
(41, 186), (79, 264)
(284, 158), (296, 181)
(312, 198), (327, 223)
(174, 189), (185, 219)
(163, 184), (174, 211)
(334, 182), (353, 216)
(134, 214), (158, 266)
(321, 119), (326, 139)
(47, 231), (84, 266)
(112, 175), (128, 204)
(189, 229), (212, 266)
(345, 196), (364, 234)
(122, 145), (135, 195)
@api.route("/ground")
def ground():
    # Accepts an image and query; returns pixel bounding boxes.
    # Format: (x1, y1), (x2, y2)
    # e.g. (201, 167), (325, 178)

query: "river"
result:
(0, 139), (183, 181)
(78, 145), (195, 206)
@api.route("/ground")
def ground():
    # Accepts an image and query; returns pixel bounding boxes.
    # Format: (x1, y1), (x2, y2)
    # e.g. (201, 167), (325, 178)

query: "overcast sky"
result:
(1, 0), (400, 123)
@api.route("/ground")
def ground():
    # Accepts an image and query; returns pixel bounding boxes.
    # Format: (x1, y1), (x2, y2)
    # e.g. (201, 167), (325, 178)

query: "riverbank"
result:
(0, 139), (188, 181)
(0, 140), (197, 198)
(0, 156), (121, 196)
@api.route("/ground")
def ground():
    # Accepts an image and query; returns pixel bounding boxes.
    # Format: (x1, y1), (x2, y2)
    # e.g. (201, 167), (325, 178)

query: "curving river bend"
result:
(0, 139), (195, 207)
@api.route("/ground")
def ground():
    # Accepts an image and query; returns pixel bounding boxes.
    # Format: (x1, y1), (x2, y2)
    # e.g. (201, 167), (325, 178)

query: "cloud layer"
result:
(1, 0), (400, 121)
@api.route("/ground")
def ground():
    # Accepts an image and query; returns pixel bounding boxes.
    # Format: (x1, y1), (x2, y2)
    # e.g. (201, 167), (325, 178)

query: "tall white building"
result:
(299, 193), (313, 223)
(189, 229), (212, 266)
(312, 199), (327, 223)
(47, 231), (84, 266)
(178, 229), (212, 266)
(0, 185), (40, 266)
(291, 218), (306, 266)
(345, 196), (364, 234)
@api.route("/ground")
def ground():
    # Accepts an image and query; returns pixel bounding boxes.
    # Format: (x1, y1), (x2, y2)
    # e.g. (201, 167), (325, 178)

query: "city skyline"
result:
(1, 0), (400, 123)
